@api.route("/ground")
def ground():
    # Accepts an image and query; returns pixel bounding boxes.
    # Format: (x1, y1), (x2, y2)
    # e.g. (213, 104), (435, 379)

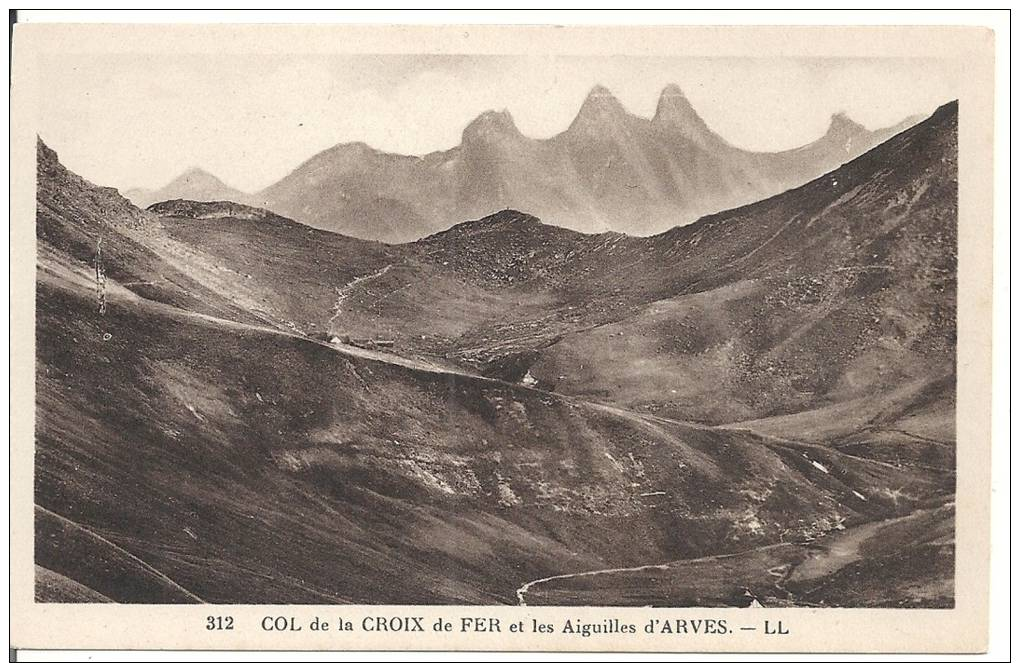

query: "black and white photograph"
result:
(9, 16), (1002, 655)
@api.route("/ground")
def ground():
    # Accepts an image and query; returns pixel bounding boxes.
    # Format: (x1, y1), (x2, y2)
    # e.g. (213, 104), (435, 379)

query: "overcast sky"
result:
(37, 54), (961, 193)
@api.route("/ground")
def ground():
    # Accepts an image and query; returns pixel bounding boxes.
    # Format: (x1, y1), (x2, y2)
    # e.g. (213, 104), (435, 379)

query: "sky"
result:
(36, 54), (962, 193)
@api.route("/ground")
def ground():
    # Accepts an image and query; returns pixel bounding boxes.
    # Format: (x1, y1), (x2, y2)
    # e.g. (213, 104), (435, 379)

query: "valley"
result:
(33, 101), (958, 607)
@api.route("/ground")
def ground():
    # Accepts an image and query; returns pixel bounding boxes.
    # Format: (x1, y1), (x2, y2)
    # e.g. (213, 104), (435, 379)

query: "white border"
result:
(3, 8), (1011, 661)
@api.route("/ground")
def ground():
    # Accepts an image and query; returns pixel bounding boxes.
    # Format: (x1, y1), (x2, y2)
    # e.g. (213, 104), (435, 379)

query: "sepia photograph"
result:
(8, 16), (1000, 655)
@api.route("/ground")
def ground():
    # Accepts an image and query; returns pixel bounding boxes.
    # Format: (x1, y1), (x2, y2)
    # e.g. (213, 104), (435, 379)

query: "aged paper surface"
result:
(10, 22), (994, 652)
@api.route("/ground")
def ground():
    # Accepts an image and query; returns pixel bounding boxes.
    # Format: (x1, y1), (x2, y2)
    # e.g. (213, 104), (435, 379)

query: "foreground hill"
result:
(33, 98), (956, 606)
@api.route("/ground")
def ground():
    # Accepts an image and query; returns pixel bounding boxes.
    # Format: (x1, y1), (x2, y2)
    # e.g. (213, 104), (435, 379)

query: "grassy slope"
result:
(38, 273), (948, 603)
(33, 103), (957, 605)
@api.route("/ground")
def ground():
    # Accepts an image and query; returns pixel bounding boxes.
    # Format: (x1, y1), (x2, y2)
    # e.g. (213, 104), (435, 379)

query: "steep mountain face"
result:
(524, 101), (958, 431)
(248, 85), (919, 241)
(124, 167), (248, 209)
(33, 101), (956, 607)
(36, 141), (260, 324)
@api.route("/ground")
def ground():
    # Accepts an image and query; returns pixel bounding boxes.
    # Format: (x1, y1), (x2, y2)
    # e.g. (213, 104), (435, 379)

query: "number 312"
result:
(206, 616), (234, 630)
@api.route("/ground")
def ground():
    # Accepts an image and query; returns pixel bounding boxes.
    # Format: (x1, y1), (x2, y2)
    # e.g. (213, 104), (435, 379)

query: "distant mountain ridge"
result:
(124, 85), (924, 242)
(125, 167), (247, 210)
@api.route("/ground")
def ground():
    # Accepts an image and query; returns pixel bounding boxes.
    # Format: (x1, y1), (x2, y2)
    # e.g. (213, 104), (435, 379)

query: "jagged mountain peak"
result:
(37, 135), (54, 156)
(122, 163), (248, 209)
(571, 85), (632, 136)
(656, 85), (705, 122)
(578, 84), (626, 110)
(653, 84), (696, 116)
(652, 84), (719, 142)
(657, 83), (687, 101)
(586, 83), (614, 98)
(568, 84), (630, 131)
(462, 109), (522, 143)
(173, 166), (227, 184)
(825, 111), (868, 138)
(36, 136), (60, 173)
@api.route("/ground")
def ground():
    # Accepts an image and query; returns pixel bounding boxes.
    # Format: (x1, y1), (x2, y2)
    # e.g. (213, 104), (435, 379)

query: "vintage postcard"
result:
(9, 20), (996, 653)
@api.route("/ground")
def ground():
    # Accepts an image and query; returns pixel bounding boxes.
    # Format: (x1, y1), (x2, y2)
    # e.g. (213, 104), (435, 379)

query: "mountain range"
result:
(35, 100), (957, 606)
(123, 84), (921, 242)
